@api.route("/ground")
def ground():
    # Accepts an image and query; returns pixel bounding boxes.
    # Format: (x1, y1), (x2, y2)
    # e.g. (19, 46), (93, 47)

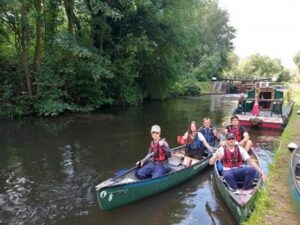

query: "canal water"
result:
(0, 95), (280, 225)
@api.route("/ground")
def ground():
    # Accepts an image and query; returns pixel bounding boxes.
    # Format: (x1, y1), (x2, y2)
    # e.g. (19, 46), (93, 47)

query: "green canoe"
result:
(288, 147), (300, 218)
(95, 145), (212, 211)
(213, 148), (263, 224)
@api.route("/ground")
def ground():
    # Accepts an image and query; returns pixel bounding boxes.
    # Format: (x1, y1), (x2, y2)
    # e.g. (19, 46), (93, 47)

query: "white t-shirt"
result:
(184, 131), (206, 142)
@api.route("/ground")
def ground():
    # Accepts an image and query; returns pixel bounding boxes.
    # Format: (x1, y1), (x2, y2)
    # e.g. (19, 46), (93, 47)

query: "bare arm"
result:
(198, 132), (213, 152)
(203, 139), (213, 152)
(240, 131), (249, 145)
(209, 149), (222, 165)
(247, 158), (267, 182)
(182, 132), (188, 140)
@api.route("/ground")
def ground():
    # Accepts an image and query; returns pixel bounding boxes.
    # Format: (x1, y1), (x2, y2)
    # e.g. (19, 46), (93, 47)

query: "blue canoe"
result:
(288, 147), (300, 217)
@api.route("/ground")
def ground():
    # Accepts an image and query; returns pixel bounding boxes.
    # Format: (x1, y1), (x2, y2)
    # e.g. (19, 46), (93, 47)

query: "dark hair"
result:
(188, 121), (197, 132)
(187, 121), (197, 143)
(231, 115), (239, 121)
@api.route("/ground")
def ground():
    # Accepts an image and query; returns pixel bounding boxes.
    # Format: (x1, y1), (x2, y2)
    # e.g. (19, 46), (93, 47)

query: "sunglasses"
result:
(151, 131), (159, 134)
(226, 137), (235, 140)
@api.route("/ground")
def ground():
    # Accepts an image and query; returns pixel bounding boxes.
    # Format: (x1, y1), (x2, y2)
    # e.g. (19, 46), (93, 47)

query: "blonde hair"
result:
(203, 117), (211, 123)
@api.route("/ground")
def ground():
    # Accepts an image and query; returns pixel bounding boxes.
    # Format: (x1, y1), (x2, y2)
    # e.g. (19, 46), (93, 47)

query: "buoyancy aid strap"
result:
(222, 145), (242, 167)
(151, 139), (167, 162)
(228, 125), (243, 142)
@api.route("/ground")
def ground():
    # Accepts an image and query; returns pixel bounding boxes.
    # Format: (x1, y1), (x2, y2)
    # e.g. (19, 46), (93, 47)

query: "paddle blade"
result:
(114, 169), (129, 176)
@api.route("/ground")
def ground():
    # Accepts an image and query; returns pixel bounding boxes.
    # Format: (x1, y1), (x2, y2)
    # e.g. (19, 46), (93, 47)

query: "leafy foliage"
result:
(239, 54), (284, 78)
(222, 53), (290, 81)
(0, 0), (235, 118)
(293, 51), (300, 74)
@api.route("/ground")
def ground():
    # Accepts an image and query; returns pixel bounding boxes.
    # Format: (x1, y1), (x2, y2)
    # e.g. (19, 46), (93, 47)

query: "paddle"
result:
(113, 166), (138, 178)
(113, 144), (185, 177)
(114, 169), (132, 176)
(114, 152), (155, 177)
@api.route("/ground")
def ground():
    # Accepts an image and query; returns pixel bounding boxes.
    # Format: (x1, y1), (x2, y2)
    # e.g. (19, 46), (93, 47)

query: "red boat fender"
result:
(251, 99), (260, 116)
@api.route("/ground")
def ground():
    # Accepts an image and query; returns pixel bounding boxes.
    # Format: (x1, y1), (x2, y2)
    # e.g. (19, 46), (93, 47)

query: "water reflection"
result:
(0, 96), (278, 225)
(0, 141), (98, 224)
(0, 163), (35, 225)
(173, 172), (235, 225)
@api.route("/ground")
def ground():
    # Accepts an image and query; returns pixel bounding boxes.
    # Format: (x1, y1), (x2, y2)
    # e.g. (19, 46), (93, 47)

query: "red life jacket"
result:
(221, 145), (243, 168)
(150, 141), (167, 162)
(227, 125), (243, 142)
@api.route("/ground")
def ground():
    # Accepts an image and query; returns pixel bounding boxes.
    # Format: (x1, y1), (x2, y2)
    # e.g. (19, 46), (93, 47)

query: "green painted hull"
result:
(213, 149), (262, 224)
(288, 147), (300, 218)
(95, 148), (211, 210)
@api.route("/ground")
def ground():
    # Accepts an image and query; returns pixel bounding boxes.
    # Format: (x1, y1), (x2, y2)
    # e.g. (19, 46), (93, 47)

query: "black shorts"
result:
(185, 149), (205, 160)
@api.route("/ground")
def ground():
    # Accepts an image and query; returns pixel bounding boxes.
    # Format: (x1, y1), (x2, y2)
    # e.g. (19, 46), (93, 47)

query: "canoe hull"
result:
(238, 116), (284, 130)
(214, 171), (260, 224)
(288, 147), (300, 218)
(213, 149), (262, 224)
(96, 151), (211, 210)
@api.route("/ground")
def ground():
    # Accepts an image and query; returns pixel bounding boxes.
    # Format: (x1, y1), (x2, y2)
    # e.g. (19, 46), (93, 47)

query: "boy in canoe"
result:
(198, 117), (219, 148)
(226, 115), (253, 152)
(135, 125), (171, 179)
(209, 133), (266, 193)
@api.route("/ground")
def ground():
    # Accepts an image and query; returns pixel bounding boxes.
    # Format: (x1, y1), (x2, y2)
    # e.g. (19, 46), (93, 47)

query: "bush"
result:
(170, 78), (202, 96)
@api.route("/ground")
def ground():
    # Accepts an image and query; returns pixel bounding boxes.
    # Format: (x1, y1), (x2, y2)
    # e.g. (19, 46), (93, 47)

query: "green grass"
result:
(198, 82), (213, 93)
(244, 83), (300, 225)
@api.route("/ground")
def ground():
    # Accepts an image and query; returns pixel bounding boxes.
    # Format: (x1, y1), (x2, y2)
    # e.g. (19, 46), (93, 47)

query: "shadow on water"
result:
(0, 95), (279, 225)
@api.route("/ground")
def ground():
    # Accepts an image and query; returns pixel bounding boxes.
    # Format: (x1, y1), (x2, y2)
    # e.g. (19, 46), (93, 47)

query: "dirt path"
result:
(261, 83), (300, 225)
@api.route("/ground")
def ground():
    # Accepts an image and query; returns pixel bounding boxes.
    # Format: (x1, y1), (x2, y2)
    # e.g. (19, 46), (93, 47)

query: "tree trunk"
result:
(44, 0), (60, 51)
(34, 0), (42, 69)
(63, 0), (75, 35)
(20, 0), (33, 97)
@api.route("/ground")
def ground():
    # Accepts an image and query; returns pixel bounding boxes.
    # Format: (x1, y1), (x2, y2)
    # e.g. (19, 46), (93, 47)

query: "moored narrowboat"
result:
(234, 82), (293, 130)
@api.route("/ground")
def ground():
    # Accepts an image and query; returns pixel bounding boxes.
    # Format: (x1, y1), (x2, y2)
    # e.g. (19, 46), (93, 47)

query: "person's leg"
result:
(241, 166), (257, 190)
(182, 157), (192, 167)
(186, 150), (203, 160)
(136, 162), (155, 179)
(152, 164), (168, 178)
(223, 169), (239, 190)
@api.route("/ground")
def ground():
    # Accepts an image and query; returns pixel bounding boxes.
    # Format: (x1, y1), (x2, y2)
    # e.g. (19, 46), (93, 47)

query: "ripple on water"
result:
(0, 145), (99, 225)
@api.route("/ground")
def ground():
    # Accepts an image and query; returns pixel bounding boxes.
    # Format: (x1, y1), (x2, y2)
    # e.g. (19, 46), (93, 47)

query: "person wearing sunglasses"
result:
(209, 133), (266, 193)
(135, 125), (171, 179)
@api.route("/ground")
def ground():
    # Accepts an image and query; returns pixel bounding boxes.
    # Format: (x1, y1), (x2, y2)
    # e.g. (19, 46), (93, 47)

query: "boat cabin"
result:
(241, 83), (284, 115)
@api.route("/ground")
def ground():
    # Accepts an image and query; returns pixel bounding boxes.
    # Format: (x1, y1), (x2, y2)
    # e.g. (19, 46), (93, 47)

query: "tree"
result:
(187, 0), (235, 80)
(238, 54), (286, 80)
(0, 0), (236, 118)
(0, 0), (34, 97)
(221, 52), (240, 77)
(33, 0), (42, 69)
(294, 51), (300, 73)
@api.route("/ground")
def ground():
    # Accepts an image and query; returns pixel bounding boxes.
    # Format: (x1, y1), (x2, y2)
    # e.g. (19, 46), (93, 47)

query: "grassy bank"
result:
(198, 82), (213, 93)
(244, 83), (300, 225)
